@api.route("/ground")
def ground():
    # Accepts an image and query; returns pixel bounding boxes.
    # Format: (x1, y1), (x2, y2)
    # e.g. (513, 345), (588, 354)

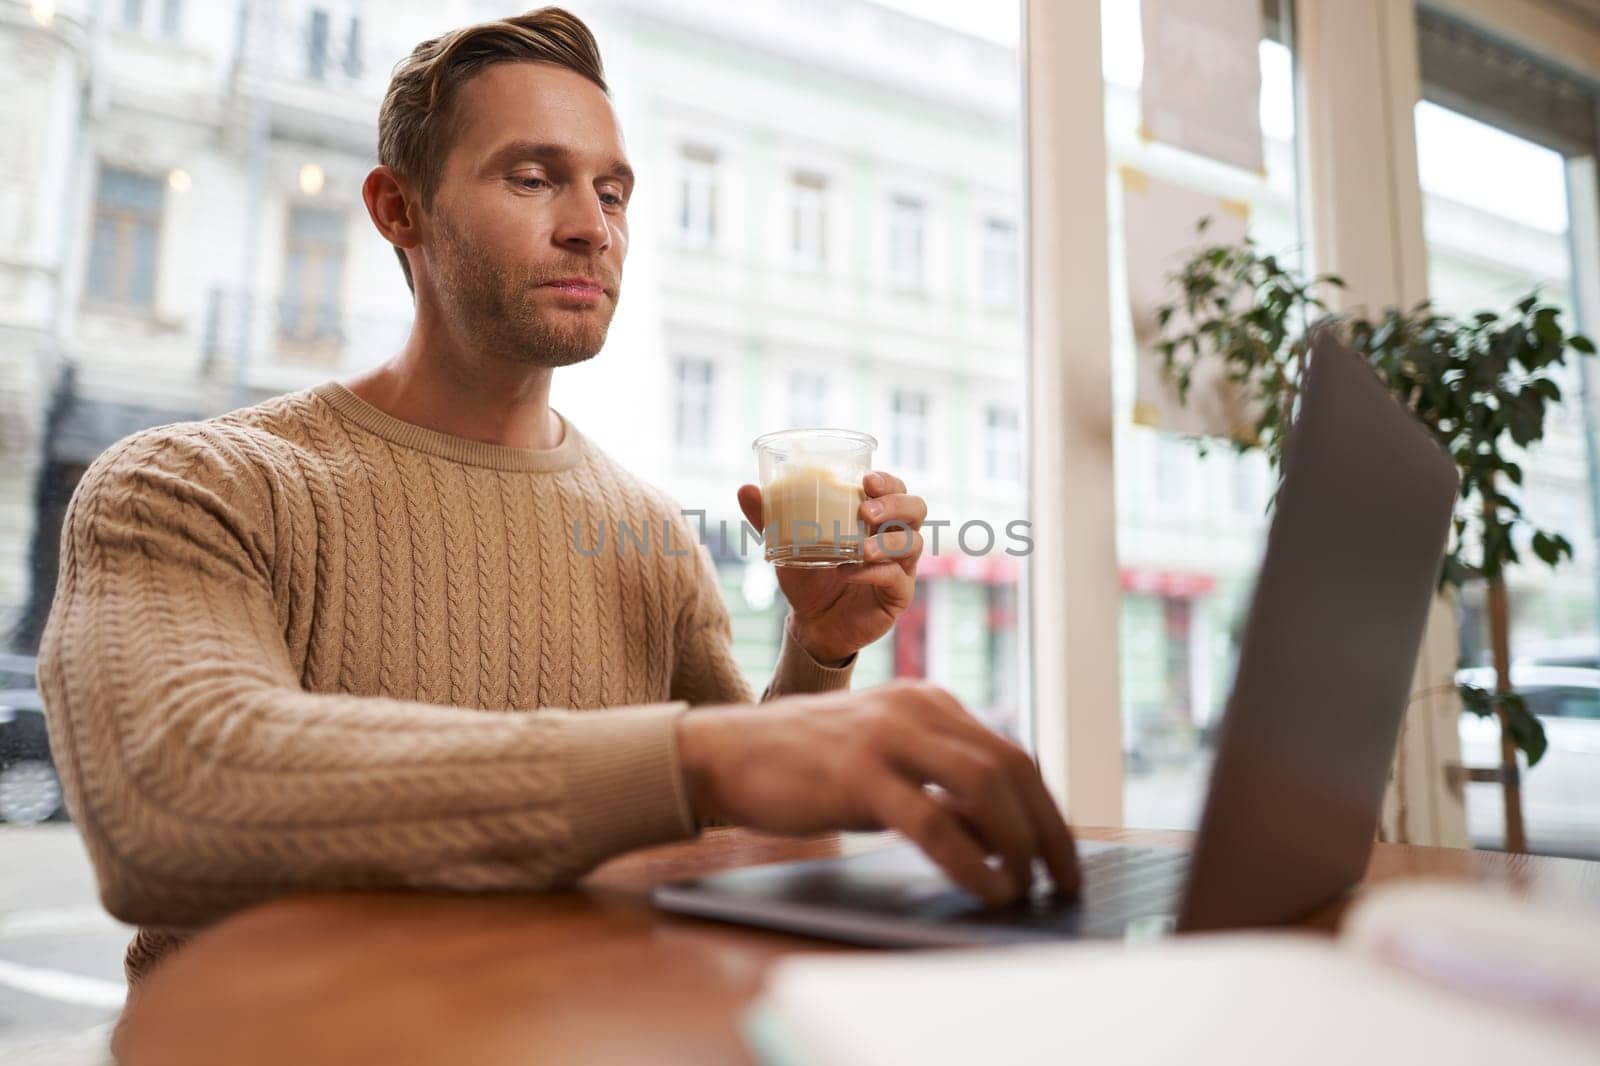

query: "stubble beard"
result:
(431, 214), (618, 369)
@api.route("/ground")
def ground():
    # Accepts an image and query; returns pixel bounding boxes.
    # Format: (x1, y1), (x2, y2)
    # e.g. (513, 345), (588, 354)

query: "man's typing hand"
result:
(674, 680), (1080, 907)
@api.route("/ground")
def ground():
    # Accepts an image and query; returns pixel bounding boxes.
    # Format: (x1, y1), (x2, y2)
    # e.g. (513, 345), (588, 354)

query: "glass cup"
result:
(752, 428), (877, 567)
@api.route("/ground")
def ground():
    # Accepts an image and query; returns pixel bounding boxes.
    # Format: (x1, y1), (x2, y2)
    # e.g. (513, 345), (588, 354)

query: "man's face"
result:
(422, 62), (632, 368)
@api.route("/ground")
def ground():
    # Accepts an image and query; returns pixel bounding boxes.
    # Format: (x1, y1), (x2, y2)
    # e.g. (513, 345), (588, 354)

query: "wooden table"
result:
(116, 828), (1600, 1065)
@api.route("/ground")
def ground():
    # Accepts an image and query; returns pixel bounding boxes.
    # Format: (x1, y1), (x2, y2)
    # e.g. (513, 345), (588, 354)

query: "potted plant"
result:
(1152, 220), (1595, 851)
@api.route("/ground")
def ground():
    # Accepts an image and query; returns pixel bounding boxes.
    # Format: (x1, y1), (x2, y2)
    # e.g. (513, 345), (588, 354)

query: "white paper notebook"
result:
(749, 881), (1600, 1066)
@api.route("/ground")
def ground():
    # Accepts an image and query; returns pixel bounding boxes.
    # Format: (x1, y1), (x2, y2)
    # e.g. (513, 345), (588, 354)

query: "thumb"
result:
(737, 483), (765, 530)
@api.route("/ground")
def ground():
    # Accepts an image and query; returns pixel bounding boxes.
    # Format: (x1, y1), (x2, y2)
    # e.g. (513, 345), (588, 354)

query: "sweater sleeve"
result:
(669, 541), (853, 707)
(35, 427), (698, 930)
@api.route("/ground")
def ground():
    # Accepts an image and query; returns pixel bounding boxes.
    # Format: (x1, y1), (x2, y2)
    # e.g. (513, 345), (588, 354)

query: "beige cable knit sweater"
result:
(36, 381), (852, 984)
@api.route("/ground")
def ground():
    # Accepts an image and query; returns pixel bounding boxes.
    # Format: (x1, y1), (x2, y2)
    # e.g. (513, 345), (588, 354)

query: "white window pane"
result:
(1109, 0), (1300, 830)
(1416, 100), (1599, 856)
(889, 195), (924, 291)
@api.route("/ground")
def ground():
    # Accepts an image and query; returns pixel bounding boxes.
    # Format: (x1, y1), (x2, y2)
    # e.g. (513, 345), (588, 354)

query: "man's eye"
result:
(601, 193), (626, 208)
(516, 177), (549, 190)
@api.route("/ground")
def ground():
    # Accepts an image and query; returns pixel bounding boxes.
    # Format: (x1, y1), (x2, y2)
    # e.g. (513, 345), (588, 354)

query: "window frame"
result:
(887, 194), (926, 293)
(83, 165), (165, 312)
(676, 145), (720, 249)
(672, 355), (718, 455)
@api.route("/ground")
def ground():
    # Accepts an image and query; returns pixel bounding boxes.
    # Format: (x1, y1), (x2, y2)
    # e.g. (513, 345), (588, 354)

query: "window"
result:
(1230, 452), (1262, 514)
(308, 9), (331, 80)
(788, 371), (827, 428)
(1152, 435), (1186, 507)
(1104, 0), (1302, 829)
(791, 171), (827, 270)
(304, 9), (362, 80)
(86, 167), (162, 308)
(677, 145), (718, 247)
(280, 207), (347, 350)
(981, 216), (1018, 307)
(1415, 94), (1600, 857)
(673, 358), (716, 452)
(888, 195), (925, 292)
(1524, 688), (1600, 721)
(121, 0), (181, 37)
(889, 389), (929, 471)
(344, 17), (364, 78)
(984, 405), (1021, 484)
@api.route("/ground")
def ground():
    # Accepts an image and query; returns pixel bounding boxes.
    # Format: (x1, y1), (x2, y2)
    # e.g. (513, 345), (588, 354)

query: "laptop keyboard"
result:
(914, 845), (1189, 938)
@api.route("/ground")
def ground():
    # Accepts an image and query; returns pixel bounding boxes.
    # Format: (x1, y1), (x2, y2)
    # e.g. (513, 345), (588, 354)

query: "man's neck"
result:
(342, 331), (564, 452)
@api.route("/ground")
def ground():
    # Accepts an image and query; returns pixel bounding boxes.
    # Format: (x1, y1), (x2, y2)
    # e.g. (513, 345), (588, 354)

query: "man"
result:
(37, 6), (1078, 988)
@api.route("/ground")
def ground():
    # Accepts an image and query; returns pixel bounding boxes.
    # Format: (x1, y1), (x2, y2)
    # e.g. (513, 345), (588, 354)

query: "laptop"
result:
(653, 334), (1459, 947)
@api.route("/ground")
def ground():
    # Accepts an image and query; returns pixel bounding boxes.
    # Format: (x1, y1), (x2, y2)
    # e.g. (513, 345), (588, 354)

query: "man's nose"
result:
(553, 190), (611, 254)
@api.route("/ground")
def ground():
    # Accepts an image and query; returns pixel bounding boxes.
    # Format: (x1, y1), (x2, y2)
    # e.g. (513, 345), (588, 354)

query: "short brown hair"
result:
(377, 7), (609, 293)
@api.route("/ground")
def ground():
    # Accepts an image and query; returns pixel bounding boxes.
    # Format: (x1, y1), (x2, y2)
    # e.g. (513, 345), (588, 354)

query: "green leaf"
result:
(1499, 692), (1549, 768)
(1571, 334), (1596, 355)
(1531, 531), (1560, 566)
(1457, 681), (1493, 717)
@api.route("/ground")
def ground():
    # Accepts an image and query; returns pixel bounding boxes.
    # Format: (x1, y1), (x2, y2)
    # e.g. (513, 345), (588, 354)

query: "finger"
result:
(861, 493), (928, 532)
(736, 484), (765, 531)
(872, 776), (1012, 905)
(889, 733), (1039, 903)
(864, 471), (907, 497)
(1012, 759), (1082, 899)
(865, 527), (922, 570)
(843, 562), (915, 609)
(916, 703), (1080, 899)
(842, 560), (914, 594)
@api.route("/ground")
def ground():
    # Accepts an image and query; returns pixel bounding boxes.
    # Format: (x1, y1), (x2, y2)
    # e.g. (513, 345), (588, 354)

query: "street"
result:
(0, 826), (127, 1065)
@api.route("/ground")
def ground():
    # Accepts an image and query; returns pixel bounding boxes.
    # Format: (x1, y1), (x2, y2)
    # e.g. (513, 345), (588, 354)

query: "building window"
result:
(981, 216), (1018, 307)
(677, 145), (718, 247)
(308, 9), (331, 80)
(86, 167), (163, 308)
(1231, 452), (1262, 513)
(305, 9), (361, 80)
(120, 0), (182, 38)
(888, 195), (925, 292)
(788, 371), (828, 428)
(890, 389), (930, 470)
(344, 16), (363, 78)
(1153, 433), (1186, 507)
(674, 357), (716, 452)
(280, 207), (347, 349)
(791, 171), (827, 270)
(985, 405), (1022, 484)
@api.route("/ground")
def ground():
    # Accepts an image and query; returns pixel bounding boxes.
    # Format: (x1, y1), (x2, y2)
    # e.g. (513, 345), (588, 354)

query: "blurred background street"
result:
(0, 826), (127, 1061)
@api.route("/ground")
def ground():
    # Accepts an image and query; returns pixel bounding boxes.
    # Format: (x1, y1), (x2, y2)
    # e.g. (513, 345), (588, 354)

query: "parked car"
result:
(0, 652), (64, 825)
(1457, 664), (1600, 858)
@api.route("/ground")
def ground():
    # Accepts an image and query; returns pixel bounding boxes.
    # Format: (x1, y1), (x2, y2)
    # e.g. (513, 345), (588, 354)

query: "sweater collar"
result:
(311, 381), (586, 473)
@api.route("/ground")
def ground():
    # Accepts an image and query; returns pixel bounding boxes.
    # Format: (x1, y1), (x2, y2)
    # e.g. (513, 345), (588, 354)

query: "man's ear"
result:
(363, 165), (422, 254)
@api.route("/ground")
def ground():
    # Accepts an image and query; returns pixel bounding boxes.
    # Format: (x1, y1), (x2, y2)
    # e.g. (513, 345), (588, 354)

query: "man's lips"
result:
(541, 278), (607, 297)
